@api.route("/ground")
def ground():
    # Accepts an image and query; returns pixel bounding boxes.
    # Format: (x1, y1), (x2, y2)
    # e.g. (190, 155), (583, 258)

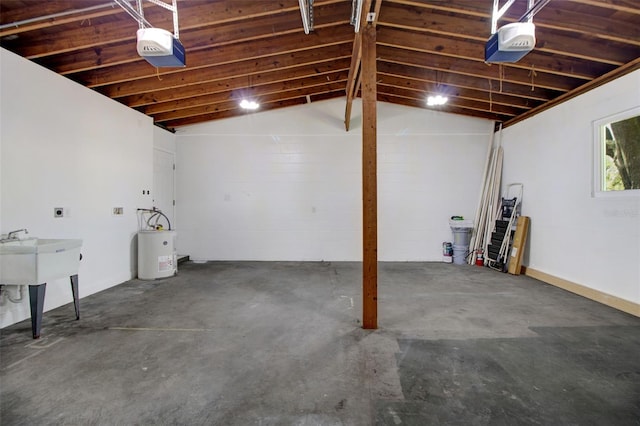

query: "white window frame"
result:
(592, 106), (640, 198)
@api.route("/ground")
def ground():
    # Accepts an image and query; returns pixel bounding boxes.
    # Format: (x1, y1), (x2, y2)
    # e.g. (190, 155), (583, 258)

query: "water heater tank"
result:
(138, 230), (177, 280)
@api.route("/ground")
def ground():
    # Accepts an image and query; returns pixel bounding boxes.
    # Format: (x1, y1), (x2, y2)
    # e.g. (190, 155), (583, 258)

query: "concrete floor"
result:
(1, 261), (639, 425)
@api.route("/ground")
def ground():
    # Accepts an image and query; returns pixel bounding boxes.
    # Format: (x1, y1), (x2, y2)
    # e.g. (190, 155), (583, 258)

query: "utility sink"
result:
(0, 238), (83, 338)
(0, 238), (82, 285)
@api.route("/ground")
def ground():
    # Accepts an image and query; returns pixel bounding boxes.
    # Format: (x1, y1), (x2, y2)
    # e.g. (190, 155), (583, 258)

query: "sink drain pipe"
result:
(1, 284), (25, 304)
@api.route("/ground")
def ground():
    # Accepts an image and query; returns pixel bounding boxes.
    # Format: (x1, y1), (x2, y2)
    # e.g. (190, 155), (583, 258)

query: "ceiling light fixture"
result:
(240, 99), (260, 110)
(299, 0), (314, 34)
(427, 95), (448, 106)
(350, 0), (363, 33)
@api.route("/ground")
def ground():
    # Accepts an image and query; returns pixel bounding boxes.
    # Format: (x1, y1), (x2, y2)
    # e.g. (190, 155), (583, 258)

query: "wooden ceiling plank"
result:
(152, 80), (347, 122)
(377, 46), (557, 99)
(381, 19), (634, 65)
(68, 25), (354, 86)
(377, 83), (522, 116)
(1, 1), (97, 23)
(183, 2), (351, 51)
(102, 43), (356, 100)
(504, 56), (640, 127)
(377, 26), (616, 80)
(383, 0), (640, 47)
(377, 74), (537, 110)
(378, 89), (518, 118)
(163, 89), (349, 128)
(118, 57), (349, 108)
(172, 0), (346, 29)
(376, 61), (563, 101)
(172, 88), (349, 127)
(378, 67), (557, 107)
(0, 0), (341, 38)
(378, 4), (636, 65)
(142, 66), (350, 114)
(155, 84), (346, 123)
(386, 0), (640, 22)
(37, 19), (353, 75)
(532, 6), (640, 46)
(14, 2), (349, 60)
(376, 93), (512, 122)
(565, 0), (640, 15)
(378, 46), (564, 96)
(18, 4), (347, 59)
(163, 98), (310, 128)
(377, 54), (582, 95)
(145, 78), (348, 118)
(16, 17), (136, 59)
(384, 0), (487, 18)
(0, 1), (128, 37)
(98, 43), (352, 98)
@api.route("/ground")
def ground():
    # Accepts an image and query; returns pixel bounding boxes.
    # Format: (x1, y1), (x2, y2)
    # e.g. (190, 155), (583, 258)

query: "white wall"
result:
(154, 126), (176, 154)
(1, 48), (155, 328)
(501, 70), (640, 305)
(176, 98), (493, 261)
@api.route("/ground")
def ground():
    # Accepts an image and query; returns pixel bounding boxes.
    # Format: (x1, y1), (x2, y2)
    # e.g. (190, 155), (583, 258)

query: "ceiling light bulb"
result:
(427, 95), (448, 106)
(240, 99), (259, 110)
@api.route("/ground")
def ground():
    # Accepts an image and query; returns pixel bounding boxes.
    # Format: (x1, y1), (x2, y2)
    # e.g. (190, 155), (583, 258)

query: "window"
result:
(593, 107), (640, 196)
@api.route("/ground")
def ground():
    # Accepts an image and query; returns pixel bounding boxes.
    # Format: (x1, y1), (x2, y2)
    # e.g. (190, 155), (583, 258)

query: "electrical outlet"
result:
(113, 207), (124, 215)
(54, 207), (64, 218)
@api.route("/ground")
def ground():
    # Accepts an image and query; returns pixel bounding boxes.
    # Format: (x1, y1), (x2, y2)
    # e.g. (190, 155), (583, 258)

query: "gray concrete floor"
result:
(1, 261), (639, 425)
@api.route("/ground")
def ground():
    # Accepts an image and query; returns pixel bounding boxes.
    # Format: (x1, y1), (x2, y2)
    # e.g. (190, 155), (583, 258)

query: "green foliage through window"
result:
(600, 113), (640, 192)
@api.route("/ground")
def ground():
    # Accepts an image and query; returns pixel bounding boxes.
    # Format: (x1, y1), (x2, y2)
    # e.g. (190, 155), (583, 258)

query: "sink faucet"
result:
(7, 229), (28, 239)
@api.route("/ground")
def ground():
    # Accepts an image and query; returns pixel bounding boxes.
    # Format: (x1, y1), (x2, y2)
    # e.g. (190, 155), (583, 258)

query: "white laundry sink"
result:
(0, 238), (82, 285)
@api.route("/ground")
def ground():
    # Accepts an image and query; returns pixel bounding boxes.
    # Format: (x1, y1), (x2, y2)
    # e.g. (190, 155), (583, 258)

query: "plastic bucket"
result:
(452, 229), (472, 246)
(452, 244), (468, 265)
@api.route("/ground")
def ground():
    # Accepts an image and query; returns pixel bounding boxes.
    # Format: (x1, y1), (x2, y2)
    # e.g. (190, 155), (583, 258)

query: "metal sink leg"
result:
(70, 274), (79, 320)
(28, 284), (46, 339)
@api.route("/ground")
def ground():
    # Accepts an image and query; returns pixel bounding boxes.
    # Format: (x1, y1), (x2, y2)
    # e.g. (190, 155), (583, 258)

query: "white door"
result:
(153, 148), (175, 230)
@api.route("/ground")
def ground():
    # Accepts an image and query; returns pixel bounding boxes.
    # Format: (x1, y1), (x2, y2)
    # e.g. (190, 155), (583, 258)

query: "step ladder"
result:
(486, 183), (522, 272)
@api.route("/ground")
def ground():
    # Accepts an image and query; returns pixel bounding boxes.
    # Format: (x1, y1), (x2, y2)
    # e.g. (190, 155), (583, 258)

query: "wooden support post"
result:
(361, 23), (377, 330)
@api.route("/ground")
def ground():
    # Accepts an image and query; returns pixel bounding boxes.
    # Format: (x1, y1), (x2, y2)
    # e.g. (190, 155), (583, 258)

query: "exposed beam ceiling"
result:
(1, 0), (638, 130)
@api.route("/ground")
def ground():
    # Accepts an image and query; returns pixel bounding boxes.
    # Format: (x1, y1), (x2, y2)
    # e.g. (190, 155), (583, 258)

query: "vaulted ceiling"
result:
(1, 0), (639, 130)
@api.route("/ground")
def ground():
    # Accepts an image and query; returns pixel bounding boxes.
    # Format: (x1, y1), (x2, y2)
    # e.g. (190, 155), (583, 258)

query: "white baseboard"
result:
(522, 266), (640, 317)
